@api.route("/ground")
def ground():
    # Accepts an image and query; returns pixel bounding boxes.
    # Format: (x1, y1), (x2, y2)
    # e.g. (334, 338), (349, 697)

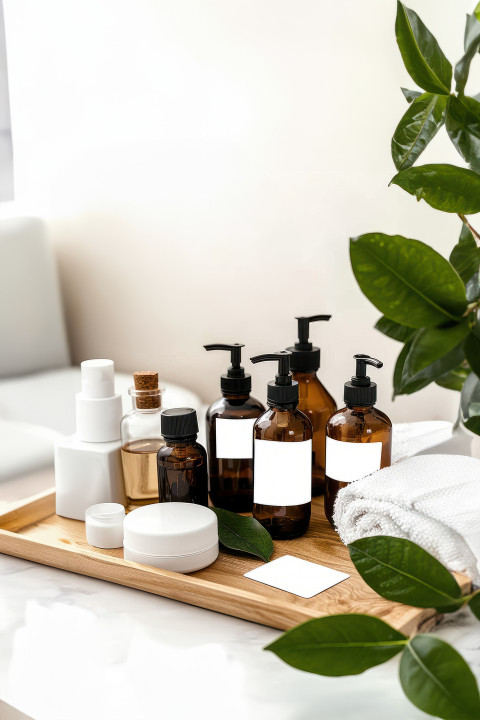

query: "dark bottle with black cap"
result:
(204, 344), (265, 512)
(250, 351), (313, 539)
(157, 408), (208, 506)
(324, 355), (392, 528)
(287, 315), (336, 496)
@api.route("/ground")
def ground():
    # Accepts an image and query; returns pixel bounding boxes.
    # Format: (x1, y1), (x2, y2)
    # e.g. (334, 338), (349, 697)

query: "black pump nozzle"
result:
(287, 314), (332, 371)
(344, 354), (383, 406)
(250, 351), (298, 406)
(204, 343), (251, 394)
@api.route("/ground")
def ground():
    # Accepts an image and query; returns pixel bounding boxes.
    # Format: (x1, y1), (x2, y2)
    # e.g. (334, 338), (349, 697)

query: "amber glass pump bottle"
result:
(251, 351), (313, 540)
(204, 343), (265, 512)
(287, 314), (336, 496)
(325, 354), (392, 528)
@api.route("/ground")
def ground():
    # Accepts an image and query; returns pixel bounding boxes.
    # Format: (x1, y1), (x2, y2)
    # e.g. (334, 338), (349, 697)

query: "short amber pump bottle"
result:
(324, 355), (392, 528)
(204, 344), (265, 512)
(287, 315), (336, 496)
(251, 351), (313, 540)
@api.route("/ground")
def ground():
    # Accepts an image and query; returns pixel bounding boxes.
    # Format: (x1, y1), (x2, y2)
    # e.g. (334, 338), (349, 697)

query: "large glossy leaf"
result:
(446, 95), (480, 174)
(400, 321), (469, 393)
(210, 507), (273, 562)
(400, 635), (480, 720)
(450, 222), (480, 284)
(391, 164), (480, 214)
(375, 316), (416, 343)
(465, 325), (480, 377)
(465, 415), (480, 435)
(393, 341), (414, 397)
(455, 13), (480, 95)
(349, 536), (464, 612)
(395, 1), (452, 94)
(401, 87), (422, 103)
(436, 364), (471, 391)
(392, 93), (447, 171)
(265, 614), (407, 677)
(468, 591), (480, 620)
(350, 234), (467, 327)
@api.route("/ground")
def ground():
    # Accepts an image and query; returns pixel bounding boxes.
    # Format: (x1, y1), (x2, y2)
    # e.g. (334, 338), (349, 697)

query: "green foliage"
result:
(469, 591), (480, 619)
(350, 1), (480, 434)
(210, 507), (273, 562)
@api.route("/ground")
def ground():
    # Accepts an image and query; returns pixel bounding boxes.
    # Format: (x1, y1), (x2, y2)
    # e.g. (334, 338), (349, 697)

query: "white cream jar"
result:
(123, 502), (219, 573)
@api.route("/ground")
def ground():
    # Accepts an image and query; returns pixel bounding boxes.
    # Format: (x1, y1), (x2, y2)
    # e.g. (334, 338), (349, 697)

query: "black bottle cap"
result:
(286, 315), (332, 372)
(250, 351), (298, 406)
(204, 343), (251, 394)
(161, 408), (198, 440)
(344, 354), (383, 406)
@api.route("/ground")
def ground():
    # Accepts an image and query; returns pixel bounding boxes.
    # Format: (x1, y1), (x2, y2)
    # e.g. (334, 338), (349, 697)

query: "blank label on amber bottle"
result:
(325, 436), (382, 483)
(253, 439), (312, 506)
(216, 418), (257, 459)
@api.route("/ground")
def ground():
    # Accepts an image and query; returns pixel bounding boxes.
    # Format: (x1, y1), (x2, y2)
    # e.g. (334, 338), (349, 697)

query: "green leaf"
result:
(465, 326), (480, 377)
(450, 221), (480, 284)
(375, 316), (416, 343)
(466, 273), (480, 302)
(476, 2), (480, 23)
(465, 415), (480, 434)
(210, 507), (273, 562)
(400, 321), (469, 393)
(446, 95), (480, 174)
(436, 364), (471, 391)
(455, 13), (480, 94)
(468, 590), (480, 620)
(400, 635), (480, 720)
(393, 342), (414, 397)
(350, 234), (467, 328)
(265, 614), (407, 677)
(391, 164), (480, 214)
(349, 536), (464, 612)
(392, 93), (447, 171)
(401, 87), (422, 103)
(395, 1), (452, 94)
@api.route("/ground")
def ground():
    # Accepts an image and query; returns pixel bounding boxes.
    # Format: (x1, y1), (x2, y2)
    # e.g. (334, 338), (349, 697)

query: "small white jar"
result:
(85, 503), (125, 549)
(123, 503), (219, 573)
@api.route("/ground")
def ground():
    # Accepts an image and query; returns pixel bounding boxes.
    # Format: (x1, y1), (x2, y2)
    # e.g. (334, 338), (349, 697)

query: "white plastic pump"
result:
(76, 359), (123, 442)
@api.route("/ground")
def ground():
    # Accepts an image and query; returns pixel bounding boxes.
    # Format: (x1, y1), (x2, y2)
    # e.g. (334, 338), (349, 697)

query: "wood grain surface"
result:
(0, 489), (470, 632)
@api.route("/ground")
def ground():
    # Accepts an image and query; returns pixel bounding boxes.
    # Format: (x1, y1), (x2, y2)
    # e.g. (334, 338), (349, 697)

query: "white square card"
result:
(244, 555), (350, 599)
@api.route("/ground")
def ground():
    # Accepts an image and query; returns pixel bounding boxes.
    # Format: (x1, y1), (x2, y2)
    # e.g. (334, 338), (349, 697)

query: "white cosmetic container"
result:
(55, 359), (126, 520)
(85, 503), (125, 549)
(123, 503), (219, 573)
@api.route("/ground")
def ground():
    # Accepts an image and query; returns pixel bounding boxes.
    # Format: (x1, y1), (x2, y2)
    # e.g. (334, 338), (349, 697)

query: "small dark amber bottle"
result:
(204, 344), (265, 512)
(287, 315), (336, 496)
(251, 351), (313, 540)
(324, 355), (392, 528)
(157, 408), (208, 506)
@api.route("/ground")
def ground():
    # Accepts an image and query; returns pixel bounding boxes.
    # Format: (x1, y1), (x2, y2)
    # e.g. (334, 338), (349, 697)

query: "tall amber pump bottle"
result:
(204, 343), (265, 512)
(287, 314), (336, 496)
(325, 354), (392, 528)
(250, 351), (313, 540)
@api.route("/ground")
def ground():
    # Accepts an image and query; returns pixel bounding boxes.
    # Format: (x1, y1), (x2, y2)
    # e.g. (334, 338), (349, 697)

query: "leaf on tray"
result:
(210, 507), (273, 562)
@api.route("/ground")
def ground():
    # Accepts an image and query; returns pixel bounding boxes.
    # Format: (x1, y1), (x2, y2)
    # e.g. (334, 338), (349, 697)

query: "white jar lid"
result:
(124, 503), (218, 558)
(85, 503), (125, 549)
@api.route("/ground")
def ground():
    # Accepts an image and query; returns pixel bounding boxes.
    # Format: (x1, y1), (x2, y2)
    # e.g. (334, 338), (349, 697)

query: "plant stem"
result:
(458, 214), (480, 243)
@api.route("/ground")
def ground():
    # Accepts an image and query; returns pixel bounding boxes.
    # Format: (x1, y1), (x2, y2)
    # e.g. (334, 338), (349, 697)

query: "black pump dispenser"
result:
(344, 354), (383, 406)
(250, 351), (298, 406)
(287, 315), (332, 372)
(204, 343), (251, 394)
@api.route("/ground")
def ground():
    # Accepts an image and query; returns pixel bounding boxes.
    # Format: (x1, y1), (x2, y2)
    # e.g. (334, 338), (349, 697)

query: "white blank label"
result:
(254, 439), (312, 506)
(325, 436), (382, 483)
(216, 418), (256, 459)
(244, 555), (349, 598)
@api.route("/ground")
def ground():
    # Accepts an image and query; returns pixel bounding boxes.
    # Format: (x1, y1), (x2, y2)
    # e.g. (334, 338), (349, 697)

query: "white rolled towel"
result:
(334, 454), (480, 582)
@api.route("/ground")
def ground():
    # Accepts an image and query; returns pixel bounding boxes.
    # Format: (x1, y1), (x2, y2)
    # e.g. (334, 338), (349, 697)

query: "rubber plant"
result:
(350, 1), (480, 433)
(266, 535), (480, 720)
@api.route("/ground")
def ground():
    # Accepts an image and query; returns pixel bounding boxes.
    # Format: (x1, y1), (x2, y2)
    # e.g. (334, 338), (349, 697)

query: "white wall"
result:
(3, 0), (477, 420)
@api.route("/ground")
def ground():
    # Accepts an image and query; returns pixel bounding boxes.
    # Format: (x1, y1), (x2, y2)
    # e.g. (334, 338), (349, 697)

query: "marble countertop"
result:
(0, 472), (479, 720)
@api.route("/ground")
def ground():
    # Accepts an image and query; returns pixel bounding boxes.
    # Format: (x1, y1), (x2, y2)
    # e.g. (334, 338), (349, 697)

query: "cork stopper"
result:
(133, 371), (161, 409)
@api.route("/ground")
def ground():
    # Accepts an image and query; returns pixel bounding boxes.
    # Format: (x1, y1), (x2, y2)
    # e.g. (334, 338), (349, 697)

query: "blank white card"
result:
(244, 555), (350, 598)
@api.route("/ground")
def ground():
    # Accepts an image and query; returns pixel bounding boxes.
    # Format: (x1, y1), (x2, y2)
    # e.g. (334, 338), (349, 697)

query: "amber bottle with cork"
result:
(157, 408), (208, 506)
(204, 343), (265, 512)
(251, 351), (313, 540)
(121, 371), (164, 506)
(325, 355), (392, 528)
(287, 314), (336, 496)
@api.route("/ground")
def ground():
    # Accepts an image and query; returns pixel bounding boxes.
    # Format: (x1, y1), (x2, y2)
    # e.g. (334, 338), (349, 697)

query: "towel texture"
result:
(334, 454), (480, 581)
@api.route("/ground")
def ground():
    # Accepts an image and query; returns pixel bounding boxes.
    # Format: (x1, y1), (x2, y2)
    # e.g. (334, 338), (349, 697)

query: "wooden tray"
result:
(0, 489), (470, 633)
